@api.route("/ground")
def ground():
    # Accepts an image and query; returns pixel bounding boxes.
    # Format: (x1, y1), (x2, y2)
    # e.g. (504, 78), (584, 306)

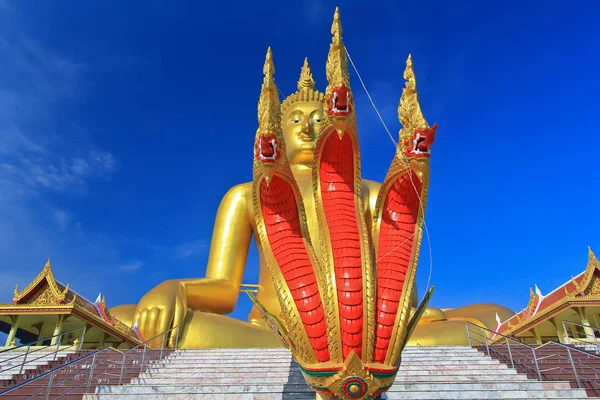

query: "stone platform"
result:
(84, 346), (591, 399)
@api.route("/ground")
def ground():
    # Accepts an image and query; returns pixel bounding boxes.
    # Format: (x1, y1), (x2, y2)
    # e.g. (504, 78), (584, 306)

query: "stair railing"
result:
(0, 346), (113, 399)
(117, 325), (180, 385)
(465, 321), (542, 380)
(466, 321), (600, 391)
(0, 325), (179, 399)
(563, 320), (600, 353)
(0, 326), (86, 377)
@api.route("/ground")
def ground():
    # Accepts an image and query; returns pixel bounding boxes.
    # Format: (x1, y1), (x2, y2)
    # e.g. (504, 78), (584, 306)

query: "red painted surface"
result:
(260, 176), (330, 362)
(373, 171), (422, 363)
(405, 123), (437, 159)
(319, 132), (364, 359)
(255, 135), (280, 162)
(327, 83), (353, 116)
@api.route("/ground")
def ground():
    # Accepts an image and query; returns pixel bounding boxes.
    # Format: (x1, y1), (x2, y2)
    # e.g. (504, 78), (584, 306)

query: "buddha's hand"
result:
(134, 280), (186, 347)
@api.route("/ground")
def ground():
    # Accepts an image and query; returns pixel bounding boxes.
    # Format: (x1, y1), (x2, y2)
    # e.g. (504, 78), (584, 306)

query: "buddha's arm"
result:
(179, 183), (252, 314)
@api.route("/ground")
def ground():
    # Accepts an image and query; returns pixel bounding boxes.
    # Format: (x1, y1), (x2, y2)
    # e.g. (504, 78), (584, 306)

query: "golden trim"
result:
(523, 288), (537, 316)
(252, 174), (319, 364)
(311, 126), (345, 363)
(12, 259), (68, 305)
(571, 247), (599, 293)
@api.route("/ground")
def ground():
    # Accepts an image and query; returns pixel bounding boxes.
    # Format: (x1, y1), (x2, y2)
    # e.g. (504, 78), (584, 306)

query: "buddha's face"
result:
(282, 101), (323, 166)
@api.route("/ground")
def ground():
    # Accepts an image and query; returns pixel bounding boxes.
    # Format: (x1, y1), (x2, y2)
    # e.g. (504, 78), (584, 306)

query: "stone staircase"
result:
(84, 346), (591, 399)
(0, 349), (171, 399)
(480, 344), (600, 397)
(0, 349), (78, 387)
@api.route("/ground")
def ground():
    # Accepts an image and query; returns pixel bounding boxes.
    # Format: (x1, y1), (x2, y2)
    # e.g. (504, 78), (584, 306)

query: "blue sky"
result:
(1, 0), (598, 323)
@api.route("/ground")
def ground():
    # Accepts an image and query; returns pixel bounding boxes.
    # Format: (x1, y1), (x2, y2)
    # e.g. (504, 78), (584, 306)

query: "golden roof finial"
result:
(589, 246), (597, 262)
(325, 6), (350, 96)
(398, 54), (430, 148)
(281, 58), (325, 114)
(298, 58), (316, 92)
(44, 257), (51, 270)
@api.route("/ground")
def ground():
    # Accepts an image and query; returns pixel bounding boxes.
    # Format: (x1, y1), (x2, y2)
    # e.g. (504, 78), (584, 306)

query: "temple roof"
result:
(492, 247), (599, 339)
(0, 259), (142, 344)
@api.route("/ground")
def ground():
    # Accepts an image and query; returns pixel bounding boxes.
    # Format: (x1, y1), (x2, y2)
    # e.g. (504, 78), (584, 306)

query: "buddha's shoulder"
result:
(362, 179), (382, 193)
(221, 182), (252, 203)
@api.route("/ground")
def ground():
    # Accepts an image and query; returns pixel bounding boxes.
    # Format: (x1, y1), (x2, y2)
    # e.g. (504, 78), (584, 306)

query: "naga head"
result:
(398, 55), (437, 164)
(404, 123), (437, 158)
(323, 7), (354, 138)
(327, 82), (352, 116)
(255, 134), (280, 163)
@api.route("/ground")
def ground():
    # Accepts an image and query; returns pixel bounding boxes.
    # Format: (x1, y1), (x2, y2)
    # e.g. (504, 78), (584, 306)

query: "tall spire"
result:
(398, 54), (431, 150)
(255, 47), (284, 183)
(324, 7), (354, 138)
(331, 6), (343, 46)
(257, 47), (281, 136)
(325, 6), (351, 96)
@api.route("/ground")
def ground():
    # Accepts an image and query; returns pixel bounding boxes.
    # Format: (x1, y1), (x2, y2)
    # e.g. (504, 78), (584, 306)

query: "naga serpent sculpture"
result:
(249, 8), (437, 399)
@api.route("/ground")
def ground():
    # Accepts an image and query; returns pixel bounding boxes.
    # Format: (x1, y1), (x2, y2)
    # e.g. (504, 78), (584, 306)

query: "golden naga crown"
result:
(250, 7), (437, 400)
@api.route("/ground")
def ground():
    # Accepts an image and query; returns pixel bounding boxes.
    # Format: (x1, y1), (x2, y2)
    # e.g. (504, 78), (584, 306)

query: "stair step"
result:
(92, 383), (589, 398)
(7, 346), (593, 400)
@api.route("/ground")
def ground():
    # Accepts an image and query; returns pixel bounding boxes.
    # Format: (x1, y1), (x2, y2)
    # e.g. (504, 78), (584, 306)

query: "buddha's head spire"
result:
(281, 58), (325, 115)
(297, 58), (316, 92)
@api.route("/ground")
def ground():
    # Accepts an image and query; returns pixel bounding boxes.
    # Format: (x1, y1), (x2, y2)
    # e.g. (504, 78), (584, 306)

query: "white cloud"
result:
(53, 210), (72, 231)
(119, 260), (143, 273)
(174, 240), (208, 260)
(0, 12), (116, 199)
(0, 2), (126, 303)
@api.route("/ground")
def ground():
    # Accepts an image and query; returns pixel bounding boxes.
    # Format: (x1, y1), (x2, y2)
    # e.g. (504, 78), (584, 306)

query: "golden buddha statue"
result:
(111, 21), (513, 349)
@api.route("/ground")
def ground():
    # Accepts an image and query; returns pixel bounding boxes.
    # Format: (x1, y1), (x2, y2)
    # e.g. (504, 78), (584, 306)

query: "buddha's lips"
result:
(298, 130), (315, 143)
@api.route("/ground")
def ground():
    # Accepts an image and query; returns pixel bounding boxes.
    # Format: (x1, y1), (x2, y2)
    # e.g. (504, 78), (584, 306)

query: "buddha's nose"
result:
(299, 124), (314, 142)
(300, 120), (314, 134)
